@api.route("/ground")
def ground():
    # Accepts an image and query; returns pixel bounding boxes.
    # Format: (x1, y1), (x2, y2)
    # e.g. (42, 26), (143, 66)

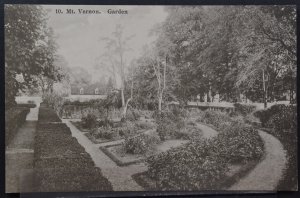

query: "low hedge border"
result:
(17, 103), (37, 108)
(5, 107), (30, 146)
(99, 144), (144, 167)
(70, 121), (90, 132)
(85, 133), (113, 144)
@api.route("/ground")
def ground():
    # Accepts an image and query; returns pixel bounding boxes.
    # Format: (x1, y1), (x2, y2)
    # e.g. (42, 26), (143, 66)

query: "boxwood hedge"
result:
(34, 107), (112, 191)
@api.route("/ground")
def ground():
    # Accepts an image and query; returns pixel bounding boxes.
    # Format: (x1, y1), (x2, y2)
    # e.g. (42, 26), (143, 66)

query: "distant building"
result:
(71, 82), (105, 95)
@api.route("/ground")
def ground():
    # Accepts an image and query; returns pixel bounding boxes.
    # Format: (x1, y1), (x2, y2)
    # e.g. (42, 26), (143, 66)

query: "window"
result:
(80, 88), (84, 95)
(95, 88), (99, 95)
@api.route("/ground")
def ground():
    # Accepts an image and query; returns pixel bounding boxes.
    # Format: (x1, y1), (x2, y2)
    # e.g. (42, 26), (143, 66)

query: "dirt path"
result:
(6, 104), (40, 193)
(229, 130), (287, 191)
(195, 122), (218, 139)
(63, 119), (147, 191)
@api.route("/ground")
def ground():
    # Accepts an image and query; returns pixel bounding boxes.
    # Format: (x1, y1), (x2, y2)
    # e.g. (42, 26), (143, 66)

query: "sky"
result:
(43, 5), (168, 83)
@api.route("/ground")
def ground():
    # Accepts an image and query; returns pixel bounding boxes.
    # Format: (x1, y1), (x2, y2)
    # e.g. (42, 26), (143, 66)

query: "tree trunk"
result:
(262, 69), (267, 109)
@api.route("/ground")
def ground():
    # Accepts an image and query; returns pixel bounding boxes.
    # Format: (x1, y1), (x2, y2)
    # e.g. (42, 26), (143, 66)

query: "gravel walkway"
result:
(6, 104), (40, 193)
(194, 122), (218, 139)
(229, 130), (287, 191)
(63, 119), (147, 191)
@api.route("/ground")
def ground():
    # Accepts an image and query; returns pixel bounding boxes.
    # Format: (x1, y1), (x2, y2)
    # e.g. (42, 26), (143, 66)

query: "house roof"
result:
(71, 83), (105, 95)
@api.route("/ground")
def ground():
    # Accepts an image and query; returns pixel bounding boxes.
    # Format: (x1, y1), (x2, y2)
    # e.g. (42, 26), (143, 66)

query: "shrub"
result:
(81, 113), (97, 129)
(42, 92), (65, 116)
(123, 133), (160, 155)
(253, 104), (288, 127)
(146, 121), (264, 190)
(155, 107), (187, 141)
(135, 120), (156, 130)
(197, 110), (231, 130)
(5, 107), (30, 146)
(266, 105), (296, 131)
(147, 139), (228, 190)
(233, 103), (256, 116)
(91, 127), (119, 140)
(213, 122), (264, 163)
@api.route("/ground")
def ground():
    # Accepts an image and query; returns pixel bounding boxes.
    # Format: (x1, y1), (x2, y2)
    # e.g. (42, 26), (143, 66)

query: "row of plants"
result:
(34, 107), (113, 192)
(146, 120), (264, 190)
(5, 107), (30, 146)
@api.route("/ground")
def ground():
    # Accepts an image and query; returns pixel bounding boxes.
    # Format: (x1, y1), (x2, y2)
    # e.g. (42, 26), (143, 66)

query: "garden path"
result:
(194, 122), (218, 139)
(229, 130), (287, 191)
(6, 103), (40, 193)
(63, 119), (147, 191)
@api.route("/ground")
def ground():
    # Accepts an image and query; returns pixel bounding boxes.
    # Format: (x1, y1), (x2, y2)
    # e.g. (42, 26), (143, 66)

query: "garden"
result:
(33, 104), (113, 192)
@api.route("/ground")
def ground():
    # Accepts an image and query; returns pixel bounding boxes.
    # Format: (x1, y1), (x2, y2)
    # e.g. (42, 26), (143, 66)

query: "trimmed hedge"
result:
(5, 107), (30, 146)
(38, 107), (62, 123)
(17, 103), (37, 108)
(34, 107), (112, 192)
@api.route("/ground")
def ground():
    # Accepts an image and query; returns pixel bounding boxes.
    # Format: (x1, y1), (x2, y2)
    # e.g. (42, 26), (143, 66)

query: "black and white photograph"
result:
(4, 4), (297, 193)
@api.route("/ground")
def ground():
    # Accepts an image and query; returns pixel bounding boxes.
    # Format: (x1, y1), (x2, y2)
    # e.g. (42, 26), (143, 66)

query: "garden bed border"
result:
(99, 143), (144, 167)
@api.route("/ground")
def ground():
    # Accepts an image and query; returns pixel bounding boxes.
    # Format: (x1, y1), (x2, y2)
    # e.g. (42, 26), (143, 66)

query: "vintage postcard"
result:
(4, 4), (297, 193)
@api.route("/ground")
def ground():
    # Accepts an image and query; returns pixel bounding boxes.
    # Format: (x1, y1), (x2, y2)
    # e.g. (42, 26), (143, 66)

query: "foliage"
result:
(81, 113), (97, 129)
(155, 107), (187, 141)
(35, 108), (113, 191)
(5, 107), (30, 145)
(147, 139), (229, 190)
(213, 122), (264, 163)
(123, 133), (160, 155)
(233, 103), (256, 116)
(266, 105), (296, 131)
(5, 5), (67, 107)
(91, 127), (119, 140)
(42, 91), (65, 116)
(146, 120), (264, 190)
(197, 110), (231, 130)
(253, 104), (291, 127)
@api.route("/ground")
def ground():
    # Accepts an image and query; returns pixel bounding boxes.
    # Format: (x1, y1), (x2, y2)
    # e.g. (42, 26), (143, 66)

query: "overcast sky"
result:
(43, 5), (168, 82)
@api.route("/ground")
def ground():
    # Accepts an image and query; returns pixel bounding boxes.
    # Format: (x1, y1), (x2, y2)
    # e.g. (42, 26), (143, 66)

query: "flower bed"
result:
(143, 119), (264, 190)
(34, 107), (112, 192)
(5, 107), (30, 146)
(100, 131), (188, 167)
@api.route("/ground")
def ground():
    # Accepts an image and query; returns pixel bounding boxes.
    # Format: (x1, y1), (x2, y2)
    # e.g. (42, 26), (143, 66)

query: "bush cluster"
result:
(34, 107), (113, 192)
(91, 127), (119, 140)
(233, 103), (256, 116)
(81, 113), (97, 129)
(123, 133), (160, 155)
(155, 107), (187, 141)
(147, 139), (228, 190)
(146, 122), (264, 190)
(197, 110), (231, 130)
(254, 104), (296, 129)
(5, 107), (30, 146)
